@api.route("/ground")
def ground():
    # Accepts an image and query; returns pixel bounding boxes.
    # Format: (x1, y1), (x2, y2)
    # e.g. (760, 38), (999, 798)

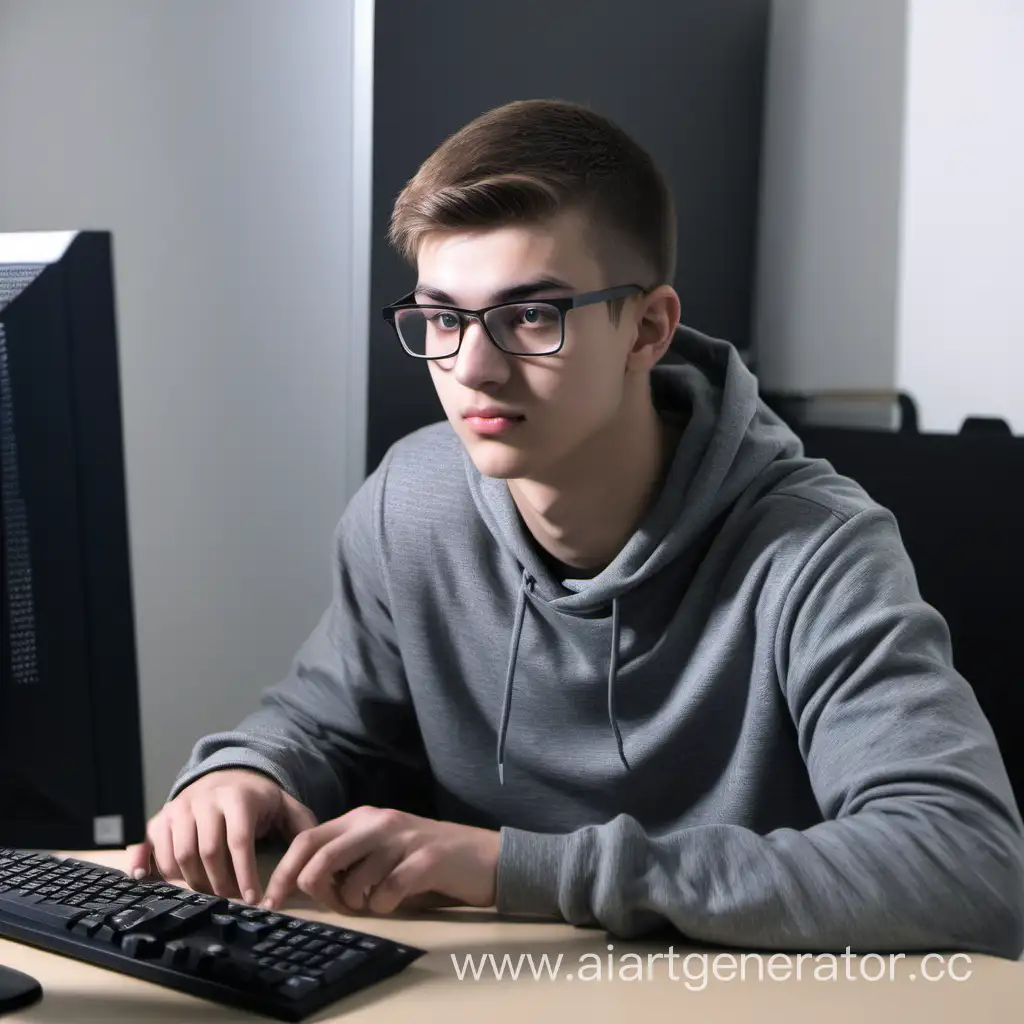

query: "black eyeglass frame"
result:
(381, 284), (646, 359)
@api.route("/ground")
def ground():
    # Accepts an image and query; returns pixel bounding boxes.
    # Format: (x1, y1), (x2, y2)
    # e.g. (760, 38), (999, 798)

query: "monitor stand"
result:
(0, 965), (42, 1015)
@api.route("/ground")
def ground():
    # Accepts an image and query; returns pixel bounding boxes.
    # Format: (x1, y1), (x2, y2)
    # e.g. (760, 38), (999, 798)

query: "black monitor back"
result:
(793, 421), (1024, 811)
(0, 230), (145, 850)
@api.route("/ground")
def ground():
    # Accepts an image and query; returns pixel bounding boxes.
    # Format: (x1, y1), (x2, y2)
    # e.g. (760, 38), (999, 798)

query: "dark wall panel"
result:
(367, 0), (771, 472)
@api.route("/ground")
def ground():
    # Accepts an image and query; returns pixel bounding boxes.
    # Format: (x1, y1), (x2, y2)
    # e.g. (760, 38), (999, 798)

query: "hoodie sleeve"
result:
(166, 450), (425, 823)
(495, 506), (1024, 958)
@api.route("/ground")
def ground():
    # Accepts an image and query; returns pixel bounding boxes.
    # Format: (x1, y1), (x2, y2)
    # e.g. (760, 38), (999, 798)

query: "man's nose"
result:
(453, 319), (510, 388)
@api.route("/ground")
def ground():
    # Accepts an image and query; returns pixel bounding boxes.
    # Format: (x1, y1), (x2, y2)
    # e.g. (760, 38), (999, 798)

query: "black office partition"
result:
(367, 0), (772, 472)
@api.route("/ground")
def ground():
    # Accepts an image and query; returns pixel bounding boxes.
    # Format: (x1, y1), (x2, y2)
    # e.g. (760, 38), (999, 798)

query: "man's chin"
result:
(463, 437), (533, 479)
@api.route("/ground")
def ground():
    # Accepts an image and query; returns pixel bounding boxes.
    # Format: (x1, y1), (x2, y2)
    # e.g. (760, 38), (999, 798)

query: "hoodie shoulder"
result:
(765, 460), (887, 526)
(373, 419), (477, 533)
(384, 419), (465, 475)
(728, 457), (899, 592)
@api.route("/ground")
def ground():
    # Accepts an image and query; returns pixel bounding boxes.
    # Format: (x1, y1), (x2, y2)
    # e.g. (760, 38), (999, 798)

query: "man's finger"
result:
(295, 824), (383, 904)
(334, 848), (403, 913)
(171, 810), (212, 893)
(149, 817), (180, 883)
(194, 804), (235, 898)
(125, 840), (153, 880)
(220, 790), (262, 904)
(367, 848), (437, 915)
(261, 827), (326, 910)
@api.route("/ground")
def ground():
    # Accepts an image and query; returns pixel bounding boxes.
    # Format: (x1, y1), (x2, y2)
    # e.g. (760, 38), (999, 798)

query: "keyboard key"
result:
(109, 907), (150, 931)
(258, 966), (293, 987)
(161, 940), (190, 968)
(322, 948), (369, 984)
(236, 919), (274, 939)
(188, 894), (223, 908)
(279, 975), (321, 1000)
(75, 914), (107, 937)
(109, 900), (182, 936)
(121, 933), (163, 959)
(168, 902), (211, 926)
(193, 944), (230, 975)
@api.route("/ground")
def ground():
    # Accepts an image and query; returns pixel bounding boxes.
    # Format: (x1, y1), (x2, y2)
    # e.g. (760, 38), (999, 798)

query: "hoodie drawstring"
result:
(497, 570), (532, 785)
(608, 597), (629, 770)
(497, 571), (630, 783)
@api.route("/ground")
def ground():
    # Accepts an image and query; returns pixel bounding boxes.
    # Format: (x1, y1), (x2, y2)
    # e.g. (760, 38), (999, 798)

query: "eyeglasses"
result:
(381, 284), (645, 360)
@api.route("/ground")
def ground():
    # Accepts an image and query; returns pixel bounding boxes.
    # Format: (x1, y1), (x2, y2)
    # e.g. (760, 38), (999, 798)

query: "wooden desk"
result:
(1, 850), (1022, 1022)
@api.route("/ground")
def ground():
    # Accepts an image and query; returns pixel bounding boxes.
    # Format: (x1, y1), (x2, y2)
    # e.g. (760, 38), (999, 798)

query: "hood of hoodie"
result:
(461, 324), (805, 781)
(464, 324), (802, 612)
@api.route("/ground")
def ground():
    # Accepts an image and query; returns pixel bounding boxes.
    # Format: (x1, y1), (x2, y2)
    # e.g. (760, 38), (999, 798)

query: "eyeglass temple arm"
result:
(570, 284), (646, 308)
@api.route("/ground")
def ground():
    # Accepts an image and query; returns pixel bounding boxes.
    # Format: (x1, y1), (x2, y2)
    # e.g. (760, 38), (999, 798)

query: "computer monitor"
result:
(1, 230), (146, 1006)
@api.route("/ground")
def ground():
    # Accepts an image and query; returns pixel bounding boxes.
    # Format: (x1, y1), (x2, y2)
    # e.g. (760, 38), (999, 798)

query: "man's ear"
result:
(627, 285), (681, 371)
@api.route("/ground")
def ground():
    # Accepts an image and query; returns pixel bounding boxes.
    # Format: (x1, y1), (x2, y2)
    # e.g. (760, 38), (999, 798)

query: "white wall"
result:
(896, 0), (1024, 434)
(0, 0), (373, 815)
(753, 0), (909, 395)
(754, 0), (1024, 435)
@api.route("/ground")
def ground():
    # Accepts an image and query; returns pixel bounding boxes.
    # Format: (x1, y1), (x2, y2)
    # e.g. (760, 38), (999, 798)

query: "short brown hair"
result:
(388, 99), (676, 291)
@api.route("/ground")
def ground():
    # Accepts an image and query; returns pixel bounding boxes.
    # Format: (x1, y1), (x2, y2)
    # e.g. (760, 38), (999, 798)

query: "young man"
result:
(128, 100), (1024, 957)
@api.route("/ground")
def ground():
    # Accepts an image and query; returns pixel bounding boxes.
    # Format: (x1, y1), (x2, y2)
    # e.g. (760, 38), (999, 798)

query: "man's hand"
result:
(125, 769), (318, 904)
(260, 807), (500, 915)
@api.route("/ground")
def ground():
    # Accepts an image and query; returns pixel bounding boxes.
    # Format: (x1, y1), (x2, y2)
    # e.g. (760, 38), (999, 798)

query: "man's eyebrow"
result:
(413, 277), (576, 306)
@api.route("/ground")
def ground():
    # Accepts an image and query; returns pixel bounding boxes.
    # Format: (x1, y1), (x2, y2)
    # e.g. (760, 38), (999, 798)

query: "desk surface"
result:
(1, 851), (1022, 1022)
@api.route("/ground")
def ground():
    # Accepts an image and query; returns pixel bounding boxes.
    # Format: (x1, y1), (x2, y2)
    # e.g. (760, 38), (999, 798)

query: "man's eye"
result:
(516, 306), (552, 326)
(428, 311), (460, 330)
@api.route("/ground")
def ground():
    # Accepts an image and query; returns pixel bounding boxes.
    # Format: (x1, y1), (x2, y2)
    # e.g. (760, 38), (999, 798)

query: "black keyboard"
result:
(0, 848), (424, 1021)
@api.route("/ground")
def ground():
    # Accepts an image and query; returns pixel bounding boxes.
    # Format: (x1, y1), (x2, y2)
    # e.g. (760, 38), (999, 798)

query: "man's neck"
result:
(508, 387), (681, 575)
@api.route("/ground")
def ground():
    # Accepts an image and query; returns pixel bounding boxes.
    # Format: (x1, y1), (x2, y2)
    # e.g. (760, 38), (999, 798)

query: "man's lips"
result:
(462, 410), (525, 436)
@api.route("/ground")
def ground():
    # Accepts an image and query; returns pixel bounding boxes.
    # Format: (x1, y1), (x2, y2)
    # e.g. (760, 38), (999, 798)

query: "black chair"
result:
(786, 410), (1024, 812)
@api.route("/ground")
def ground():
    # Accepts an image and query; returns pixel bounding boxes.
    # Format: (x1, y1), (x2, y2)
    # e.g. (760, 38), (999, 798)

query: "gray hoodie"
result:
(171, 325), (1024, 958)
